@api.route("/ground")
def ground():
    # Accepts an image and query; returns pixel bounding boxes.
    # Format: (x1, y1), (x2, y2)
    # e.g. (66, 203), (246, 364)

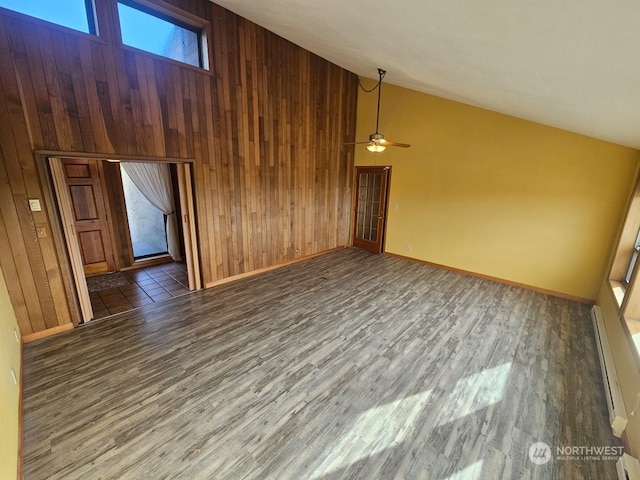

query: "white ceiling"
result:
(212, 0), (640, 149)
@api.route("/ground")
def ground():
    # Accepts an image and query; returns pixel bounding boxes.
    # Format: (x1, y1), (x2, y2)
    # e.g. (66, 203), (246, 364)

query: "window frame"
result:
(609, 176), (640, 305)
(608, 173), (640, 368)
(0, 0), (98, 36)
(83, 0), (97, 35)
(115, 0), (210, 71)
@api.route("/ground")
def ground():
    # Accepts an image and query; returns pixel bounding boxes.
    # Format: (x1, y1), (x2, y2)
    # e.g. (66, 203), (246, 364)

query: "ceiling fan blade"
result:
(343, 141), (373, 145)
(380, 139), (411, 148)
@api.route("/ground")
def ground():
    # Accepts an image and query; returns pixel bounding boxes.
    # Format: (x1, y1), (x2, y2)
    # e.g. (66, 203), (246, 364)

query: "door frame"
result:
(37, 151), (201, 325)
(352, 165), (391, 254)
(49, 159), (95, 322)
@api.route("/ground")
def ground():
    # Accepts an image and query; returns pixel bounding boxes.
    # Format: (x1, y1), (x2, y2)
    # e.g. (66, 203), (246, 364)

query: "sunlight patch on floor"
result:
(444, 460), (484, 480)
(311, 363), (510, 477)
(311, 389), (433, 478)
(438, 362), (511, 426)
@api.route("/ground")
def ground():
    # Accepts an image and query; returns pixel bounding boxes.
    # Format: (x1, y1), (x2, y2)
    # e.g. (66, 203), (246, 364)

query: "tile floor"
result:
(89, 262), (190, 320)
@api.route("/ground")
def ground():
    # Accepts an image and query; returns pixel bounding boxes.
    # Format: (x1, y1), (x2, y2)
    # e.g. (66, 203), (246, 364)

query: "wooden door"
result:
(353, 166), (390, 253)
(61, 158), (115, 276)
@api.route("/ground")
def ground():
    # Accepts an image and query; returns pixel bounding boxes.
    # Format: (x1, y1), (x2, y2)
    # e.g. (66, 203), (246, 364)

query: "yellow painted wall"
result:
(0, 265), (21, 480)
(354, 81), (640, 300)
(597, 284), (640, 457)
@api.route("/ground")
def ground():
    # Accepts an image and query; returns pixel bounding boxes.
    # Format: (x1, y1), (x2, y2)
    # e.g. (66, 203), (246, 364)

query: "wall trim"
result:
(385, 252), (594, 304)
(205, 247), (347, 289)
(22, 323), (74, 343)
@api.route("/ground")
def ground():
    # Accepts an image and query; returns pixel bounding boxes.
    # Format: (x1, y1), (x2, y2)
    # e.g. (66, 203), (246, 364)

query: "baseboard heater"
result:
(591, 305), (628, 437)
(617, 453), (640, 480)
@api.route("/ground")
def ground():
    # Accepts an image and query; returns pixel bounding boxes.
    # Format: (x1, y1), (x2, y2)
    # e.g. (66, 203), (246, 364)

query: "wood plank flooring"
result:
(22, 248), (619, 479)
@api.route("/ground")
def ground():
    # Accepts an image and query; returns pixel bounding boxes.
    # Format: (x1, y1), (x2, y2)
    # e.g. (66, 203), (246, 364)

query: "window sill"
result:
(609, 279), (626, 308)
(620, 315), (640, 372)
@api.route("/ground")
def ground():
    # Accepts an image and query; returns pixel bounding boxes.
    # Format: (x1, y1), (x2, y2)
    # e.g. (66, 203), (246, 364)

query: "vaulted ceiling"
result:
(213, 0), (640, 149)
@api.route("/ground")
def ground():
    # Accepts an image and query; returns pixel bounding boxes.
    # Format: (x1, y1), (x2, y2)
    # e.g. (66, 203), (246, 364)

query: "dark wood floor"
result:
(22, 248), (619, 479)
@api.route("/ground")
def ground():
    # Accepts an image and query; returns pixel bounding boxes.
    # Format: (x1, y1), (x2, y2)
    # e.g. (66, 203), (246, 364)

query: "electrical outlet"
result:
(394, 203), (399, 211)
(406, 245), (412, 253)
(13, 328), (19, 343)
(10, 369), (17, 385)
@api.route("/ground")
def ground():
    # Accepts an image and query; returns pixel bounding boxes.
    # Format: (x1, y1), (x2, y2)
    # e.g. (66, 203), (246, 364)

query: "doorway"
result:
(353, 166), (391, 254)
(121, 166), (169, 260)
(49, 156), (201, 324)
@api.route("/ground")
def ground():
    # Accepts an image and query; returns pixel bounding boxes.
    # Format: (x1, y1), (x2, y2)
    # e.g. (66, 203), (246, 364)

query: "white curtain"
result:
(121, 162), (182, 261)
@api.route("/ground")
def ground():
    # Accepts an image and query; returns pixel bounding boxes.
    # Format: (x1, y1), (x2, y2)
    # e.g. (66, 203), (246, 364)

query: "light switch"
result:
(36, 227), (47, 238)
(29, 199), (42, 212)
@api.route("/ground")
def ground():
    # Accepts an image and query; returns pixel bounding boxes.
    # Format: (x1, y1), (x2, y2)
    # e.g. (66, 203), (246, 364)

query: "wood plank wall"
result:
(0, 0), (357, 336)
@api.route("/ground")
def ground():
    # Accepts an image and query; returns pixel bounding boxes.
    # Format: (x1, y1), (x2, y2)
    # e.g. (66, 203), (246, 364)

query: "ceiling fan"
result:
(347, 68), (410, 152)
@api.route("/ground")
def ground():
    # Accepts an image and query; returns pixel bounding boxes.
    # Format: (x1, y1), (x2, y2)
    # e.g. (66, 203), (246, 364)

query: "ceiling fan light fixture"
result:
(342, 68), (410, 151)
(366, 144), (386, 153)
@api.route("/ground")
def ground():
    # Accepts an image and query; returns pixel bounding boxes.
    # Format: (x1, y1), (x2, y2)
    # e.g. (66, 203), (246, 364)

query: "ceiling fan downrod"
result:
(374, 68), (386, 135)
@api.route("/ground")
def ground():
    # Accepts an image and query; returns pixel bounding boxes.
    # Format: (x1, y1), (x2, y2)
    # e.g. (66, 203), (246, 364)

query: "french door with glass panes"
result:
(353, 166), (390, 253)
